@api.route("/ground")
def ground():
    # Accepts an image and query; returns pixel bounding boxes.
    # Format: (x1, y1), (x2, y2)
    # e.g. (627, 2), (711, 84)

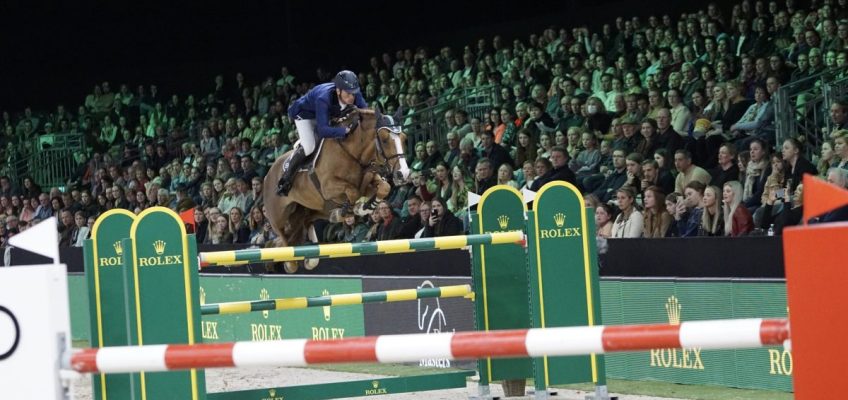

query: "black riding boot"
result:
(276, 146), (307, 196)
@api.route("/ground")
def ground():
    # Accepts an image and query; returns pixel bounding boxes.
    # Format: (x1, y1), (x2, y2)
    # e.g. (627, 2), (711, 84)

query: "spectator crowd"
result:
(2, 0), (848, 253)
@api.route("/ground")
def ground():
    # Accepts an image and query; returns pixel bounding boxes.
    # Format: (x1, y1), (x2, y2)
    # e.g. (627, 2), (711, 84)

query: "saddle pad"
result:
(296, 138), (326, 173)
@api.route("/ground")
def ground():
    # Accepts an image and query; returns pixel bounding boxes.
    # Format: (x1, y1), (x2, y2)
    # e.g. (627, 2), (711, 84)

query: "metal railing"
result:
(775, 71), (848, 159)
(9, 133), (87, 190)
(401, 85), (496, 152)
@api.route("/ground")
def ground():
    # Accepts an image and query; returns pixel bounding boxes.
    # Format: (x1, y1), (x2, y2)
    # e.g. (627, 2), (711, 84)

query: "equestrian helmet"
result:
(333, 70), (361, 94)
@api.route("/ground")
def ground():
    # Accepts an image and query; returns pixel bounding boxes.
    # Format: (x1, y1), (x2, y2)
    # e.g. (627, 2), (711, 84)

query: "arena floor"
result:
(70, 366), (684, 400)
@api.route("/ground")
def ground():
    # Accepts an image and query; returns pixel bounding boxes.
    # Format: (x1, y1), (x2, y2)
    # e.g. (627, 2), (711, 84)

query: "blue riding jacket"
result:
(287, 82), (368, 138)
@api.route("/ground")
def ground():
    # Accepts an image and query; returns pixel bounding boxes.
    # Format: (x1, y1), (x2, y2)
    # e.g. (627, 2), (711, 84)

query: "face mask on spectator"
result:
(587, 105), (598, 115)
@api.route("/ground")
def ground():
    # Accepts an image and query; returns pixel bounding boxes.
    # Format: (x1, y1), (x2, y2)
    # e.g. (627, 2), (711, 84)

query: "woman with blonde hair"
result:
(722, 181), (753, 236)
(642, 186), (672, 238)
(700, 185), (724, 236)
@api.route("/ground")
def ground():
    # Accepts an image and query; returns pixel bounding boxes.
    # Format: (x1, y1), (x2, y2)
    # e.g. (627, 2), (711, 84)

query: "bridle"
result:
(373, 125), (406, 179)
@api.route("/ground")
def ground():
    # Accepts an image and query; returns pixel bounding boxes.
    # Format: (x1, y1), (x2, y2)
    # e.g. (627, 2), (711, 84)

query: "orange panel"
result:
(783, 222), (848, 399)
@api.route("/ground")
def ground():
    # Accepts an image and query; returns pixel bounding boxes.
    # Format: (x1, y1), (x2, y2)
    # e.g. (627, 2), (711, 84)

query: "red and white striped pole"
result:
(69, 318), (789, 374)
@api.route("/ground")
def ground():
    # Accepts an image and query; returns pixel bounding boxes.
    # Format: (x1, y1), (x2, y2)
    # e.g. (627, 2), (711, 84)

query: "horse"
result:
(262, 108), (409, 273)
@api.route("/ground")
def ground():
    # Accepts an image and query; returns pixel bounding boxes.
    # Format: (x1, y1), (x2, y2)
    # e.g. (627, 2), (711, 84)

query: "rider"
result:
(277, 70), (368, 195)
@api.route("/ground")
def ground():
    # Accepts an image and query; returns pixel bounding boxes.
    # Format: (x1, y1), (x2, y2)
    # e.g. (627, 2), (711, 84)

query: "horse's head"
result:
(374, 109), (410, 182)
(352, 109), (409, 182)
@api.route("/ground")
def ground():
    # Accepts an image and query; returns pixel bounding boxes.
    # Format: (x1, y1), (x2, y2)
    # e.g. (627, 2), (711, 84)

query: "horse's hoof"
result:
(284, 261), (299, 274)
(305, 258), (320, 270)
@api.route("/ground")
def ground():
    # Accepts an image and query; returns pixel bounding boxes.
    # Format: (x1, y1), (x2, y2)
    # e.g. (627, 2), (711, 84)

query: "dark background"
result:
(0, 0), (736, 112)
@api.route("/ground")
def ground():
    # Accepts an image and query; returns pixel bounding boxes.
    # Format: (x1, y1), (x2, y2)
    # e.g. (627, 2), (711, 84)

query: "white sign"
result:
(0, 265), (72, 399)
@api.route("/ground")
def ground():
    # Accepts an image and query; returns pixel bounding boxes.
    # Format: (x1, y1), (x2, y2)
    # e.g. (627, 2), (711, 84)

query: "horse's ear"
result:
(393, 106), (403, 124)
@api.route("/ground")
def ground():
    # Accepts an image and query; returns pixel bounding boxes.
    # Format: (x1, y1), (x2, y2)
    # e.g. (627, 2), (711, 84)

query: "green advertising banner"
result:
(198, 276), (365, 343)
(84, 209), (137, 400)
(527, 181), (606, 388)
(471, 185), (532, 383)
(601, 279), (792, 392)
(124, 207), (206, 400)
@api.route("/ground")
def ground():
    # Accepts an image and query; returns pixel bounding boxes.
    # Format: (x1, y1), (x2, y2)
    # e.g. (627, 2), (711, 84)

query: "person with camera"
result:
(759, 178), (803, 235)
(421, 197), (463, 238)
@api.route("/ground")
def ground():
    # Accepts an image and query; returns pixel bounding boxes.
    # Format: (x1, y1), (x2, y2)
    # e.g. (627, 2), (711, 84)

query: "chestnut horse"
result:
(262, 109), (409, 273)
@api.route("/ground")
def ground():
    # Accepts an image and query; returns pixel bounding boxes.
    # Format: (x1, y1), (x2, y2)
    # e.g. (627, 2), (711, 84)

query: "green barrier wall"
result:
(67, 275), (792, 392)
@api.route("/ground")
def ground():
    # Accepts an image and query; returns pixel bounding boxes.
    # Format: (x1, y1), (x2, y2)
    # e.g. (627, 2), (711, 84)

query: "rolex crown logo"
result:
(153, 240), (166, 255)
(322, 289), (332, 321)
(269, 389), (276, 397)
(113, 241), (123, 256)
(260, 288), (270, 319)
(199, 287), (206, 305)
(553, 212), (566, 228)
(665, 295), (681, 326)
(497, 215), (509, 230)
(372, 380), (379, 389)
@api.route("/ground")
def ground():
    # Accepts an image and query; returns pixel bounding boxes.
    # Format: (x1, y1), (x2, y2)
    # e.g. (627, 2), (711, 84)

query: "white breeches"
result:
(294, 118), (318, 155)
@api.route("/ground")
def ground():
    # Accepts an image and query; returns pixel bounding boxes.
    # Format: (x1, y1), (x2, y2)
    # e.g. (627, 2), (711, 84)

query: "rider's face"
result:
(337, 89), (356, 105)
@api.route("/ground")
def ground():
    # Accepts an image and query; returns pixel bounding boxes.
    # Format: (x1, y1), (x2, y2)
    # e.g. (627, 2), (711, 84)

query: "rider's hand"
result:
(348, 120), (359, 134)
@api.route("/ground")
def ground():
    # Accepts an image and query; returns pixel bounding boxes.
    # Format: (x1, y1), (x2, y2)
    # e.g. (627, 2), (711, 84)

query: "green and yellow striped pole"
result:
(201, 284), (474, 315)
(199, 231), (524, 267)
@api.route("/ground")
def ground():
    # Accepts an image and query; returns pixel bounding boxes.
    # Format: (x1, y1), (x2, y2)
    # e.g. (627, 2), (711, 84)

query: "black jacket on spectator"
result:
(722, 100), (754, 131)
(655, 127), (685, 156)
(480, 144), (513, 171)
(709, 164), (741, 188)
(232, 224), (250, 244)
(422, 210), (463, 237)
(787, 158), (817, 192)
(760, 202), (802, 234)
(474, 176), (497, 195)
(592, 168), (628, 203)
(811, 204), (848, 224)
(655, 170), (676, 196)
(376, 214), (403, 241)
(530, 165), (576, 191)
(398, 215), (423, 239)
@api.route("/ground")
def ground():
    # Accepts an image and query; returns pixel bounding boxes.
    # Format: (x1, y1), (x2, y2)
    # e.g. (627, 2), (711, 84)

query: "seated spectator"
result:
(811, 168), (848, 223)
(375, 201), (402, 240)
(327, 208), (368, 243)
(421, 197), (463, 237)
(590, 148), (627, 202)
(479, 130), (513, 171)
(473, 158), (496, 195)
(730, 83), (775, 146)
(642, 186), (672, 238)
(514, 129), (538, 168)
(398, 196), (424, 239)
(228, 207), (250, 244)
(710, 143), (741, 188)
(594, 203), (614, 239)
(519, 161), (536, 191)
(833, 132), (848, 169)
(672, 181), (706, 238)
(363, 210), (381, 242)
(497, 164), (519, 189)
(410, 142), (427, 172)
(654, 108), (685, 155)
(217, 177), (247, 214)
(610, 187), (643, 238)
(742, 139), (771, 208)
(569, 131), (601, 180)
(818, 140), (836, 179)
(782, 138), (817, 192)
(614, 117), (644, 155)
(760, 181), (803, 235)
(635, 118), (661, 160)
(205, 214), (233, 245)
(457, 138), (479, 176)
(664, 192), (681, 237)
(621, 153), (644, 195)
(640, 159), (675, 197)
(699, 185), (724, 236)
(674, 149), (712, 194)
(531, 146), (576, 191)
(538, 133), (554, 159)
(722, 181), (754, 236)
